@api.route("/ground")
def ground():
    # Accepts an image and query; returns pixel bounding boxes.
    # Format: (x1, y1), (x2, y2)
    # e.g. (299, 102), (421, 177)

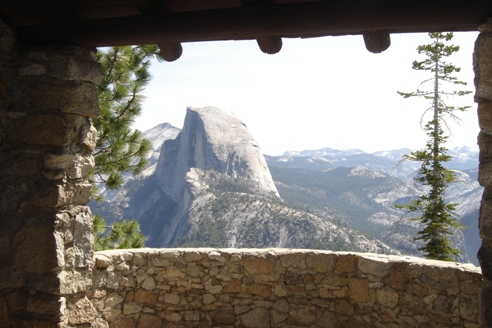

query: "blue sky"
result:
(137, 32), (479, 156)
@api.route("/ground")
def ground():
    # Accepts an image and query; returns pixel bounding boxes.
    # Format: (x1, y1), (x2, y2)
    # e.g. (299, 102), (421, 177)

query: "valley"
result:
(90, 106), (482, 265)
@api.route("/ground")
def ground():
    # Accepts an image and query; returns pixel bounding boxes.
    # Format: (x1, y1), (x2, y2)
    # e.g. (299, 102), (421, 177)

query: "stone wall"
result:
(476, 18), (492, 328)
(0, 14), (491, 328)
(0, 19), (101, 326)
(90, 248), (482, 328)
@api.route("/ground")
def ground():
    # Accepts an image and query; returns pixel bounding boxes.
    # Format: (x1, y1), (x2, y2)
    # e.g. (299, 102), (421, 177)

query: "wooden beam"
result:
(16, 0), (492, 47)
(133, 0), (155, 13)
(32, 0), (78, 21)
(257, 36), (282, 54)
(164, 0), (242, 13)
(363, 30), (391, 53)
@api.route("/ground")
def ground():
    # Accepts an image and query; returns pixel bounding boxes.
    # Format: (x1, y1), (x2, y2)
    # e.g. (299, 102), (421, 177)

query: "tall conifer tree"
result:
(396, 32), (471, 261)
(91, 45), (163, 250)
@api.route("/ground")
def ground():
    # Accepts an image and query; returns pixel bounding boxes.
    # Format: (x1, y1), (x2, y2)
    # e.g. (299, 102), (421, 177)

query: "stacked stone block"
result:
(476, 18), (492, 328)
(90, 248), (482, 328)
(0, 13), (490, 328)
(0, 19), (101, 326)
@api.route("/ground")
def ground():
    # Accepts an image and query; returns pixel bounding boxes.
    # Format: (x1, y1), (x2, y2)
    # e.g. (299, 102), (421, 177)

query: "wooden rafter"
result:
(363, 30), (391, 54)
(133, 0), (183, 61)
(32, 0), (78, 21)
(257, 36), (282, 54)
(15, 0), (491, 48)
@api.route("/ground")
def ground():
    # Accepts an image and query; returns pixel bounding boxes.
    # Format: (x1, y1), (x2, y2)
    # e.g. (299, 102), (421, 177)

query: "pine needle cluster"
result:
(90, 45), (163, 200)
(93, 214), (145, 251)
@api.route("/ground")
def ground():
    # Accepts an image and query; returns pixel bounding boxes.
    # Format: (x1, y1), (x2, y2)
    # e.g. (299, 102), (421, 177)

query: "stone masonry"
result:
(476, 18), (492, 328)
(90, 248), (482, 328)
(0, 19), (101, 326)
(1, 13), (492, 328)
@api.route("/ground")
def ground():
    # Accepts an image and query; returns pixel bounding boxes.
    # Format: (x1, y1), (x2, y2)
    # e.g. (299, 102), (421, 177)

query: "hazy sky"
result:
(136, 32), (479, 156)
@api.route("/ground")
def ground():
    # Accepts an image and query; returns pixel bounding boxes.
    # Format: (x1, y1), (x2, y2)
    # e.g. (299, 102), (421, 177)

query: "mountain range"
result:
(91, 106), (482, 265)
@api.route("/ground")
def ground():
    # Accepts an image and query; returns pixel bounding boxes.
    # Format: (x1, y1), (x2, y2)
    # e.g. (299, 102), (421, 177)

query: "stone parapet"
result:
(90, 248), (482, 328)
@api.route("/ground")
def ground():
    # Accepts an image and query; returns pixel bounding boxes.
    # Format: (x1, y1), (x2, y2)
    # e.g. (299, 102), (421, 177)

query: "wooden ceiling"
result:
(1, 0), (491, 60)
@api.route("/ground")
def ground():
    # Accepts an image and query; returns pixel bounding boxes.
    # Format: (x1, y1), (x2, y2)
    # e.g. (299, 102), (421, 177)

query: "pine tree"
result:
(93, 214), (146, 251)
(91, 45), (162, 250)
(90, 45), (162, 199)
(396, 32), (471, 261)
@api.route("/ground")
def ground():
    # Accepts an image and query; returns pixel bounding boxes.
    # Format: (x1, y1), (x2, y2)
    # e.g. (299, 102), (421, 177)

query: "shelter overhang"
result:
(1, 0), (491, 60)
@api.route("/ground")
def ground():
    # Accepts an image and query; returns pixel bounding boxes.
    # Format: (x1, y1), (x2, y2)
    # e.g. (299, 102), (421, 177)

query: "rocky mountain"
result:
(140, 122), (181, 176)
(91, 107), (482, 264)
(265, 147), (482, 265)
(155, 106), (279, 202)
(93, 107), (395, 254)
(98, 122), (181, 201)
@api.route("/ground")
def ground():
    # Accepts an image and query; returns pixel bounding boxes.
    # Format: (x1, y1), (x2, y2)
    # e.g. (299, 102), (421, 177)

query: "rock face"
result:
(101, 106), (285, 247)
(155, 106), (279, 201)
(143, 106), (280, 247)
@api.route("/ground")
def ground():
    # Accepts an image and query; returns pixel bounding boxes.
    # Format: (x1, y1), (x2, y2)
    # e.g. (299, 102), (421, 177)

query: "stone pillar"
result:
(0, 19), (101, 327)
(476, 18), (492, 328)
